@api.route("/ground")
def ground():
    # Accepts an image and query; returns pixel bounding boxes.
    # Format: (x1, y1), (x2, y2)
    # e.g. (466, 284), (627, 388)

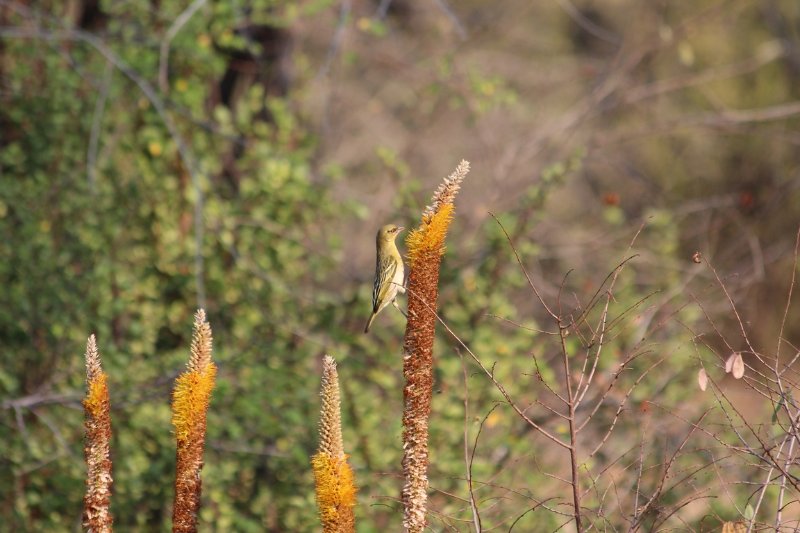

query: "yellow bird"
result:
(364, 224), (406, 333)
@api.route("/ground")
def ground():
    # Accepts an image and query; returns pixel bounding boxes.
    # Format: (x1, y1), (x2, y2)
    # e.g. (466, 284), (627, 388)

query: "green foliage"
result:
(0, 1), (346, 530)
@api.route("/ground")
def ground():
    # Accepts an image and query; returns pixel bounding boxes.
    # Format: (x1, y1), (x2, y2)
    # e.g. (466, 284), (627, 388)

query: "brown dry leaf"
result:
(697, 367), (708, 391)
(732, 352), (745, 379)
(725, 353), (736, 374)
(721, 521), (746, 533)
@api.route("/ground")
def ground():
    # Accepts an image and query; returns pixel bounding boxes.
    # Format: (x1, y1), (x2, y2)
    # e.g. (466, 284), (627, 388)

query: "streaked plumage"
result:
(364, 224), (405, 333)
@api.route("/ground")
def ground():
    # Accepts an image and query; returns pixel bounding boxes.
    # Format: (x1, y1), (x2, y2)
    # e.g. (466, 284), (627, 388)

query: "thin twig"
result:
(317, 0), (351, 79)
(559, 324), (583, 532)
(555, 0), (619, 45)
(459, 351), (482, 533)
(86, 59), (112, 193)
(158, 0), (208, 94)
(488, 212), (558, 320)
(630, 410), (710, 531)
(432, 0), (467, 40)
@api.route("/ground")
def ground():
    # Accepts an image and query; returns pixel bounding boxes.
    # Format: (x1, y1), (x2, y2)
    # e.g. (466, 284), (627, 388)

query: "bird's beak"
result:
(397, 226), (405, 233)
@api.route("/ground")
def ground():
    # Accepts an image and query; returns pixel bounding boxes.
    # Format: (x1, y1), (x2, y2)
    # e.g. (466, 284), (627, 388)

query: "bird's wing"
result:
(373, 255), (399, 311)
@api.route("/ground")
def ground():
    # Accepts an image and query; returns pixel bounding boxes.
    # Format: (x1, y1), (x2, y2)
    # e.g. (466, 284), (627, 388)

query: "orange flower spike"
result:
(172, 310), (216, 533)
(312, 355), (357, 533)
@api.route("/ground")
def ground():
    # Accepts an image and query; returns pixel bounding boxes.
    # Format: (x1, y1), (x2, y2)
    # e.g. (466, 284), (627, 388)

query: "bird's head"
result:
(378, 223), (404, 243)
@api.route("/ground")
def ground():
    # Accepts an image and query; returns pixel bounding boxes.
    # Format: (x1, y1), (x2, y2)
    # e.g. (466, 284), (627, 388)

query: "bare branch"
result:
(158, 0), (208, 94)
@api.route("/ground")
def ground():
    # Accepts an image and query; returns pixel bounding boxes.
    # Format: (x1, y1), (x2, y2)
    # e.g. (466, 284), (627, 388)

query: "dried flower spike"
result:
(82, 334), (114, 532)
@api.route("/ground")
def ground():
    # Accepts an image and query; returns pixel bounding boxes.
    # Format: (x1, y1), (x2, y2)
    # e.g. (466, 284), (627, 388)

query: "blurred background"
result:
(2, 0), (800, 530)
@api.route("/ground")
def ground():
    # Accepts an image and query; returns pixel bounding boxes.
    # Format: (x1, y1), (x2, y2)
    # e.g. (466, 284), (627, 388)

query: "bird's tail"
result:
(364, 312), (377, 334)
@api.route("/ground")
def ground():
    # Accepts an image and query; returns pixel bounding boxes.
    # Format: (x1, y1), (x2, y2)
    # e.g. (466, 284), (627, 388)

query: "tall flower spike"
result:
(401, 160), (469, 532)
(82, 334), (114, 533)
(312, 355), (357, 533)
(172, 310), (217, 533)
